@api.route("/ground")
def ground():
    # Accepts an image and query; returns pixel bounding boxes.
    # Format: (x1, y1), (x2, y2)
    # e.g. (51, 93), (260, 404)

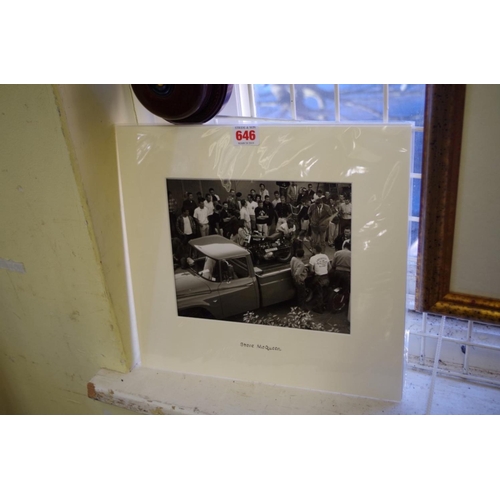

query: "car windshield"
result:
(188, 255), (220, 282)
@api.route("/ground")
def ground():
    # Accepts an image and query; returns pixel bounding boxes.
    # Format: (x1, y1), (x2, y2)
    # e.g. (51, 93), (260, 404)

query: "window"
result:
(226, 257), (250, 279)
(250, 84), (425, 302)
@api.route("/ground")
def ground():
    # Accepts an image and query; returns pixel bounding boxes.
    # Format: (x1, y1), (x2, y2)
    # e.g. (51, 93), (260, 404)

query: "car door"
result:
(218, 256), (259, 317)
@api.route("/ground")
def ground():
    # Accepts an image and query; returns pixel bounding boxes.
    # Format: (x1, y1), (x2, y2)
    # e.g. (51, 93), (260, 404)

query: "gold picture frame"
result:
(415, 84), (500, 324)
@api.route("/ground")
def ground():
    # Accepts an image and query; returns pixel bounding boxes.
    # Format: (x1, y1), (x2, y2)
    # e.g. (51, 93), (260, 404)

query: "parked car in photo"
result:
(174, 235), (297, 319)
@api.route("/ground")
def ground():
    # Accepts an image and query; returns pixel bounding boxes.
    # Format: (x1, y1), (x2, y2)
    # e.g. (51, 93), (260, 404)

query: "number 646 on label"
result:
(233, 126), (259, 146)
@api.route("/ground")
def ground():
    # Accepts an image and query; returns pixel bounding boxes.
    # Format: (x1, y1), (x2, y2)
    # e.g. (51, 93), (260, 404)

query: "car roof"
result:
(189, 235), (250, 260)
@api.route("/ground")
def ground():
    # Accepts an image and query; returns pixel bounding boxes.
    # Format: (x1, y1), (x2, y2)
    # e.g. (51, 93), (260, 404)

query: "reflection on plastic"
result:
(298, 157), (319, 177)
(346, 166), (367, 176)
(255, 134), (314, 175)
(381, 162), (402, 201)
(115, 124), (412, 401)
(207, 131), (321, 191)
(208, 132), (246, 190)
(136, 133), (153, 166)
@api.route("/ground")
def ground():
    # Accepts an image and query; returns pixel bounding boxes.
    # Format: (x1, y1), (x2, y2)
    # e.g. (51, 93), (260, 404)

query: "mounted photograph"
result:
(117, 124), (411, 399)
(167, 178), (353, 334)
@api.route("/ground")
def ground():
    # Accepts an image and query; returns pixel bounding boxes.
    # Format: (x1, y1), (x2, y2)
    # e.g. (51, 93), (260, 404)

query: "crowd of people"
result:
(168, 181), (352, 315)
(290, 239), (351, 315)
(169, 182), (351, 246)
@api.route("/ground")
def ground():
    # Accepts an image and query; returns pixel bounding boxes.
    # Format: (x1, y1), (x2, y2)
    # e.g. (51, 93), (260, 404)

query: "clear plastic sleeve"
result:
(116, 123), (411, 401)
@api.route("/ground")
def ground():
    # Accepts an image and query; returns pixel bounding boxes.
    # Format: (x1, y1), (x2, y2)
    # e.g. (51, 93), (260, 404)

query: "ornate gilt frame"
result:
(415, 84), (500, 323)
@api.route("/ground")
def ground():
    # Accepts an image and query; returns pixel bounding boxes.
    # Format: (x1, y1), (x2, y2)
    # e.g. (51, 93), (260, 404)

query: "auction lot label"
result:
(233, 125), (259, 146)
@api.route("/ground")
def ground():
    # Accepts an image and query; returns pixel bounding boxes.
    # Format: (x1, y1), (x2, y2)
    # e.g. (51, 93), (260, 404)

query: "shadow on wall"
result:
(0, 361), (12, 414)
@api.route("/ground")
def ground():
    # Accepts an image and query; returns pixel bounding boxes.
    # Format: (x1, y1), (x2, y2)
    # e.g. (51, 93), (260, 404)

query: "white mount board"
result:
(116, 124), (411, 401)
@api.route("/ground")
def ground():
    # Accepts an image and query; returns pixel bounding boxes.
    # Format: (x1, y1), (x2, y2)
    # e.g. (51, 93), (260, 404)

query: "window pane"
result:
(295, 84), (335, 121)
(339, 84), (383, 121)
(388, 84), (426, 126)
(413, 131), (423, 174)
(409, 220), (419, 251)
(253, 84), (291, 120)
(411, 178), (421, 218)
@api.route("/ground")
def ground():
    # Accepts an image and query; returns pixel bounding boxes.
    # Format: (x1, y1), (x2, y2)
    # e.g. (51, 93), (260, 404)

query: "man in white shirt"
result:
(247, 194), (257, 231)
(339, 198), (352, 234)
(193, 199), (210, 237)
(259, 183), (269, 199)
(277, 219), (296, 237)
(239, 199), (251, 230)
(308, 245), (331, 313)
(204, 194), (214, 217)
(312, 189), (325, 202)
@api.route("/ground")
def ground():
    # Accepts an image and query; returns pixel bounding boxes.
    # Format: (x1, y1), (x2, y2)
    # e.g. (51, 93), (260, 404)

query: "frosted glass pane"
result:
(339, 84), (383, 121)
(389, 84), (426, 126)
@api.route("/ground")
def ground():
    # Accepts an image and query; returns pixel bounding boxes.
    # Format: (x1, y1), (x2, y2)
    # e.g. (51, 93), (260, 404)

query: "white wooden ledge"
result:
(86, 367), (454, 415)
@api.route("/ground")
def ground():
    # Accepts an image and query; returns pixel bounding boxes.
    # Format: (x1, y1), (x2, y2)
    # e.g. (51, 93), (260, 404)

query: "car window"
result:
(192, 257), (221, 282)
(227, 257), (249, 279)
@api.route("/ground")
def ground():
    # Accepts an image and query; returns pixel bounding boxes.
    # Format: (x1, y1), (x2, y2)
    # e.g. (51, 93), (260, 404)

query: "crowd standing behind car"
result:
(167, 182), (352, 311)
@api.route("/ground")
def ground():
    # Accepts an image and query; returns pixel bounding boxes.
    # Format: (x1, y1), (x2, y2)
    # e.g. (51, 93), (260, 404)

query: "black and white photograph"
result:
(167, 179), (352, 334)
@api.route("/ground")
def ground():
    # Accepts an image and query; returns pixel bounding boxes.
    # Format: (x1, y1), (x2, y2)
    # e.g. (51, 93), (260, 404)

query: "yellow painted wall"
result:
(0, 84), (135, 414)
(54, 84), (139, 368)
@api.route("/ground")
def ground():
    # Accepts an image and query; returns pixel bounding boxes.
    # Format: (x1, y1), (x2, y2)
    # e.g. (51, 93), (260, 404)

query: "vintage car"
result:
(174, 235), (297, 319)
